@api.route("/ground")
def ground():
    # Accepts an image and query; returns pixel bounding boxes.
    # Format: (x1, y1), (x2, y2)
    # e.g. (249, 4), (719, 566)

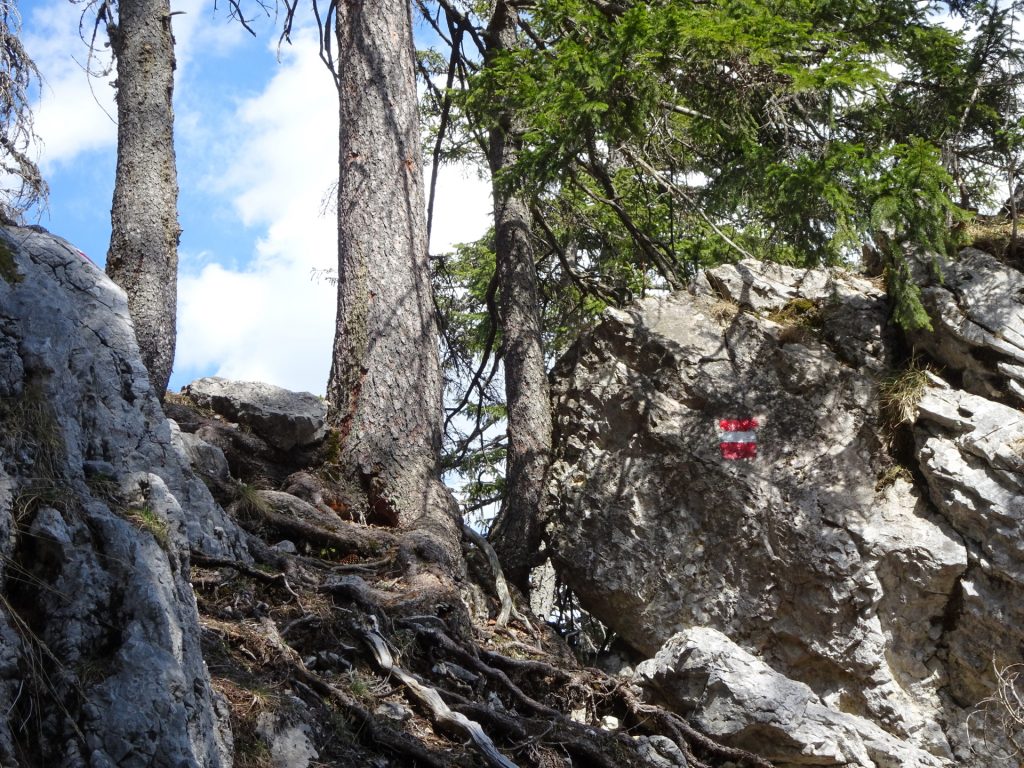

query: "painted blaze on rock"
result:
(718, 417), (758, 459)
(545, 259), (979, 765)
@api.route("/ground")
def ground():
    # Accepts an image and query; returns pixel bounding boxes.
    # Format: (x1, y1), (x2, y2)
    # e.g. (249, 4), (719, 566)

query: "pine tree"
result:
(105, 0), (180, 399)
(326, 0), (462, 567)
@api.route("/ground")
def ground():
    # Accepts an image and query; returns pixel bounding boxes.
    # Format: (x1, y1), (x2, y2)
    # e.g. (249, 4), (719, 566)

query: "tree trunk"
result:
(484, 3), (553, 595)
(327, 0), (461, 567)
(106, 0), (180, 399)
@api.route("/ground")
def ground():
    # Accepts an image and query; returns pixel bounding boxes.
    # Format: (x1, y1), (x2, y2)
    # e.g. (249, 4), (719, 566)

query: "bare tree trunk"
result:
(484, 3), (553, 595)
(106, 0), (180, 399)
(327, 0), (461, 567)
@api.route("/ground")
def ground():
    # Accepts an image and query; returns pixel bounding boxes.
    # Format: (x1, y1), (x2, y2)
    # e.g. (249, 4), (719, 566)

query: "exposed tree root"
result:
(361, 624), (520, 768)
(192, 531), (779, 768)
(292, 666), (451, 768)
(461, 522), (528, 627)
(237, 502), (396, 558)
(176, 398), (774, 768)
(189, 551), (305, 608)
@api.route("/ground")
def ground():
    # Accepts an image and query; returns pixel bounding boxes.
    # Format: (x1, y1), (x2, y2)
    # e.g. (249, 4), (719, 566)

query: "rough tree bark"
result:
(106, 0), (180, 399)
(327, 0), (461, 567)
(484, 2), (552, 595)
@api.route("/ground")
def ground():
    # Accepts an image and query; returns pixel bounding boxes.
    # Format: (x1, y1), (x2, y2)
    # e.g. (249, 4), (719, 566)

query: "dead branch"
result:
(461, 522), (524, 627)
(360, 626), (520, 768)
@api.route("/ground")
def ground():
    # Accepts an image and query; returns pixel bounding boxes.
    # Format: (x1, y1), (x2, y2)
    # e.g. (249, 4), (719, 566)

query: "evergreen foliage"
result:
(417, 0), (1024, 516)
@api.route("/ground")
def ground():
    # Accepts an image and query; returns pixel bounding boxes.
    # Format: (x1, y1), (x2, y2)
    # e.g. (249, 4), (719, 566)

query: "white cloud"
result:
(175, 26), (491, 395)
(24, 0), (247, 171)
(430, 163), (491, 254)
(176, 257), (336, 393)
(170, 0), (251, 75)
(24, 0), (117, 168)
(174, 27), (338, 393)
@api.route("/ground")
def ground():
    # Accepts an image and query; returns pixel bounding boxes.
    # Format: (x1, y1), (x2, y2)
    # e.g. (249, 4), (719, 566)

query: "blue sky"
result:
(22, 0), (491, 395)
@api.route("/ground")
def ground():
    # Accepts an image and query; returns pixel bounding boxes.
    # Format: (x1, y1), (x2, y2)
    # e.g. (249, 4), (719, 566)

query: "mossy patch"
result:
(124, 506), (170, 549)
(875, 463), (913, 492)
(0, 239), (22, 284)
(768, 297), (823, 328)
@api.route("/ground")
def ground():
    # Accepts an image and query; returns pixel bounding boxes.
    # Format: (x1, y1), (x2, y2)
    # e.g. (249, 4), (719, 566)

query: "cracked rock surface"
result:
(545, 256), (1024, 766)
(184, 376), (328, 452)
(0, 226), (247, 766)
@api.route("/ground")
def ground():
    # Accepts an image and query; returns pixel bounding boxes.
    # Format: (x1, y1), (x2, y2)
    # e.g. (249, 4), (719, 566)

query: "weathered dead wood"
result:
(242, 616), (453, 768)
(292, 667), (450, 768)
(401, 622), (560, 718)
(462, 522), (517, 626)
(361, 627), (520, 768)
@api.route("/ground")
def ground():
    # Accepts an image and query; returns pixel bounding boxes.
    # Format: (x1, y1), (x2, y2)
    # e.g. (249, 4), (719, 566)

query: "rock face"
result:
(636, 628), (946, 767)
(545, 256), (1024, 765)
(0, 227), (247, 766)
(909, 247), (1024, 403)
(184, 376), (328, 451)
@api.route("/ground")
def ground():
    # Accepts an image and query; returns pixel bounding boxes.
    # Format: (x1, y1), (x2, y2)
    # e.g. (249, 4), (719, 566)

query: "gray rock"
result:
(703, 258), (835, 312)
(185, 376), (328, 451)
(909, 247), (1024, 402)
(255, 698), (319, 768)
(634, 734), (688, 767)
(635, 628), (948, 767)
(171, 421), (236, 502)
(374, 701), (412, 722)
(0, 227), (246, 766)
(913, 377), (1024, 757)
(544, 261), (994, 763)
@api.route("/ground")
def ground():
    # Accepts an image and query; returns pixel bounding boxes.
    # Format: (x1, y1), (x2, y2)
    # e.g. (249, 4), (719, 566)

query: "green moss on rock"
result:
(0, 240), (22, 284)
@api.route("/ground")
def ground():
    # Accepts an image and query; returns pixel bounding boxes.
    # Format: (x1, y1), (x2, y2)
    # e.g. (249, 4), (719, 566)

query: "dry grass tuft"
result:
(879, 360), (931, 427)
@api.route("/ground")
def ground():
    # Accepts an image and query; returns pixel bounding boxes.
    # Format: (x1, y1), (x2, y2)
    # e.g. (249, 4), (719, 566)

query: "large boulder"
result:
(544, 257), (1024, 765)
(635, 627), (947, 767)
(184, 376), (328, 451)
(0, 226), (247, 766)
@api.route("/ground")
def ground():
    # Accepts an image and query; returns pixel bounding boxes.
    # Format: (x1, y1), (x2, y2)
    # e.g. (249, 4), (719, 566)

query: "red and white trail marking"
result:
(718, 418), (759, 460)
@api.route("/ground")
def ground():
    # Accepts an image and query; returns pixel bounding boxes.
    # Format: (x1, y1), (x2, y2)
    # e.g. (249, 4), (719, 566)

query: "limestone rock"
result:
(255, 697), (319, 768)
(704, 259), (895, 370)
(545, 261), (970, 762)
(635, 628), (948, 767)
(171, 420), (235, 504)
(185, 376), (328, 451)
(909, 247), (1024, 402)
(0, 226), (246, 765)
(913, 378), (1024, 760)
(193, 418), (295, 488)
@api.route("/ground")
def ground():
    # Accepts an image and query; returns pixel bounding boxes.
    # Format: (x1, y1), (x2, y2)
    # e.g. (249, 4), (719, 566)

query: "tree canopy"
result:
(418, 0), (1024, 519)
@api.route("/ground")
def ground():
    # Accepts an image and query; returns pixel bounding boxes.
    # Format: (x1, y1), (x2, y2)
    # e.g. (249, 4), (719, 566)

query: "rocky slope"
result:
(0, 226), (248, 766)
(544, 253), (1024, 766)
(0, 224), (775, 768)
(4, 220), (1023, 768)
